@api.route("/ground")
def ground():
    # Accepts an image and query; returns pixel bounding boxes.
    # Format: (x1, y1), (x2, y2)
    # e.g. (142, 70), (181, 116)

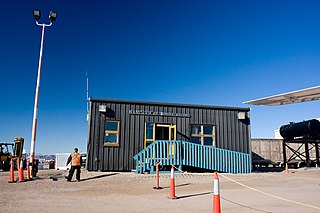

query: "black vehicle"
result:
(81, 153), (87, 168)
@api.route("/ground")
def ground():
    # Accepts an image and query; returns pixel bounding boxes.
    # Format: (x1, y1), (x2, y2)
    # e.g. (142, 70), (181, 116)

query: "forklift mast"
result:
(14, 137), (24, 158)
(0, 137), (24, 171)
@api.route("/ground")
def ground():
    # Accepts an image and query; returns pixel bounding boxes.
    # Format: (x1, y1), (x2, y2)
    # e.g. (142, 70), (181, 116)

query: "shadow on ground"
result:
(48, 173), (119, 182)
(161, 183), (191, 189)
(177, 191), (211, 199)
(252, 167), (284, 173)
(80, 173), (119, 181)
(221, 196), (272, 213)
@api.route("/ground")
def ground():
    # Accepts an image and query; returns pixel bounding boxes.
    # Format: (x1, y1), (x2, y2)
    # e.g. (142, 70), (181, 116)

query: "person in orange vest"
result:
(66, 148), (83, 182)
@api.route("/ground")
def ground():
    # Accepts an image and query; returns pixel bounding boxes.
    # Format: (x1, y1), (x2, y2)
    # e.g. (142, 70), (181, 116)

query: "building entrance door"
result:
(144, 123), (176, 148)
(154, 124), (176, 155)
(155, 124), (170, 140)
(155, 124), (176, 140)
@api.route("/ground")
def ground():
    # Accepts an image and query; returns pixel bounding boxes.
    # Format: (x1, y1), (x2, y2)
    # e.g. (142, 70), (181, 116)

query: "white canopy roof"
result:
(243, 86), (320, 106)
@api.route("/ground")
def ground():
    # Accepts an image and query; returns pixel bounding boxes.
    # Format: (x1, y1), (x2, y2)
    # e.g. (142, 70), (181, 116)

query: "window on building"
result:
(104, 120), (120, 146)
(145, 122), (155, 147)
(190, 125), (215, 146)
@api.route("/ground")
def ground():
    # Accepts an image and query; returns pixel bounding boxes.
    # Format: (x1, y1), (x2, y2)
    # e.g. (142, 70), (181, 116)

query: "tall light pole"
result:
(29, 10), (57, 178)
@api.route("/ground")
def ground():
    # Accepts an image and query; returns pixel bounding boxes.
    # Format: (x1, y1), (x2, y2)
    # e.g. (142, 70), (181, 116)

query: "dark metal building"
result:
(87, 98), (251, 171)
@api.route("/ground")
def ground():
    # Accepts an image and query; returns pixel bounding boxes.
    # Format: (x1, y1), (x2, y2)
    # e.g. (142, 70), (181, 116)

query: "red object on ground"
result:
(18, 158), (25, 182)
(170, 165), (177, 199)
(155, 162), (160, 188)
(213, 172), (221, 213)
(27, 159), (31, 180)
(284, 163), (290, 174)
(156, 162), (159, 188)
(8, 158), (15, 183)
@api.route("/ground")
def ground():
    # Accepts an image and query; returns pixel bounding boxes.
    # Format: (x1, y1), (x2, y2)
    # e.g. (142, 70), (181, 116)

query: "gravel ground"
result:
(1, 168), (320, 212)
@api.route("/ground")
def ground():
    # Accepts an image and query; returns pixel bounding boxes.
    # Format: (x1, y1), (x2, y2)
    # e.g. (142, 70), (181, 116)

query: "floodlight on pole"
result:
(33, 10), (41, 21)
(29, 10), (57, 178)
(49, 11), (57, 22)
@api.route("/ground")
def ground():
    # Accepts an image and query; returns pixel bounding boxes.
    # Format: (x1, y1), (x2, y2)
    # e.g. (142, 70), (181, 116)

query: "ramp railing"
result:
(133, 140), (251, 174)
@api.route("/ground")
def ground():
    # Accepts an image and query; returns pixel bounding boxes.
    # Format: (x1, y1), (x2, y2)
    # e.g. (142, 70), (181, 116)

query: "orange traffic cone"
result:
(284, 163), (290, 174)
(213, 172), (221, 213)
(170, 165), (177, 199)
(153, 162), (163, 190)
(18, 158), (25, 182)
(27, 159), (32, 181)
(8, 158), (16, 183)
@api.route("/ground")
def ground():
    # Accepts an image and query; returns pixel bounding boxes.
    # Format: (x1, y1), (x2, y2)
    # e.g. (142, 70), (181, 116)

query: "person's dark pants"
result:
(67, 166), (81, 181)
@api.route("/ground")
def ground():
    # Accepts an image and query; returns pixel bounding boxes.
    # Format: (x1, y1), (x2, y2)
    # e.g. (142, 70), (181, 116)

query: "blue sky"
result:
(1, 0), (319, 154)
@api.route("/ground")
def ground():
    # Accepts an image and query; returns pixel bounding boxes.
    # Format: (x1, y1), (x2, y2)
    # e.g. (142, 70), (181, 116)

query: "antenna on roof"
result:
(86, 72), (89, 120)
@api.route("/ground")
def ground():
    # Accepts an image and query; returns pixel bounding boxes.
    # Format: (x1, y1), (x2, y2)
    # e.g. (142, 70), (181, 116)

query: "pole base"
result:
(153, 186), (163, 190)
(8, 180), (17, 183)
(168, 196), (178, 199)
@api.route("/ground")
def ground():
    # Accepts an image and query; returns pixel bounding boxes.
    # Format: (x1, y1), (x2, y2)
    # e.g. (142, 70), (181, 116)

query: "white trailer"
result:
(55, 153), (71, 170)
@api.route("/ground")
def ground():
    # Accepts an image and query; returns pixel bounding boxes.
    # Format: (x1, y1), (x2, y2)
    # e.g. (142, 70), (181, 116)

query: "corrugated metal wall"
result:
(87, 99), (251, 171)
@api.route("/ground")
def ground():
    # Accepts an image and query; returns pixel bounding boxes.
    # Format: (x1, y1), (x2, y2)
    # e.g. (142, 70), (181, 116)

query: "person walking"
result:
(0, 147), (4, 171)
(66, 148), (83, 182)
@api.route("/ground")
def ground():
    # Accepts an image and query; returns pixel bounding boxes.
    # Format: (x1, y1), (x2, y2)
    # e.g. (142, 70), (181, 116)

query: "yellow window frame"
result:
(191, 125), (216, 146)
(144, 122), (155, 148)
(104, 120), (120, 147)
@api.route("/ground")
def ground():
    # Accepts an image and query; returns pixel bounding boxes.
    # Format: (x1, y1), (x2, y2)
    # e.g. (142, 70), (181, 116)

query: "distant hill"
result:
(25, 153), (56, 160)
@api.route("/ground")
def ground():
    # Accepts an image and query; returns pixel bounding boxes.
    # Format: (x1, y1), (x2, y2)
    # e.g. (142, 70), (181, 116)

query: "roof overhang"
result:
(90, 98), (250, 111)
(243, 86), (320, 106)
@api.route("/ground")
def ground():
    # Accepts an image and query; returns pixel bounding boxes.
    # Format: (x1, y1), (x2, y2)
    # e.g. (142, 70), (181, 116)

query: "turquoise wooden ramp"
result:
(133, 140), (251, 174)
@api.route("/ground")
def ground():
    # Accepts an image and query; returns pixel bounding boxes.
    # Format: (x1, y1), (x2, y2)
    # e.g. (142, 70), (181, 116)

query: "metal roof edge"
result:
(251, 138), (283, 140)
(89, 97), (250, 111)
(243, 85), (320, 105)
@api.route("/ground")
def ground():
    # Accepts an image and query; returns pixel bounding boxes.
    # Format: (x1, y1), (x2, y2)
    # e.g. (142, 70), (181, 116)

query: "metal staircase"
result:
(133, 140), (251, 174)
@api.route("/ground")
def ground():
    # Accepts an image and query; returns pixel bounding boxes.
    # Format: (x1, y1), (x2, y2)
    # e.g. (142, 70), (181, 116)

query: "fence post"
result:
(153, 162), (163, 190)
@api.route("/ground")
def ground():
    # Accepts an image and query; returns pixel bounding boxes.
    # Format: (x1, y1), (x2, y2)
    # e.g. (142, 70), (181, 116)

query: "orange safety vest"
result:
(71, 153), (81, 166)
